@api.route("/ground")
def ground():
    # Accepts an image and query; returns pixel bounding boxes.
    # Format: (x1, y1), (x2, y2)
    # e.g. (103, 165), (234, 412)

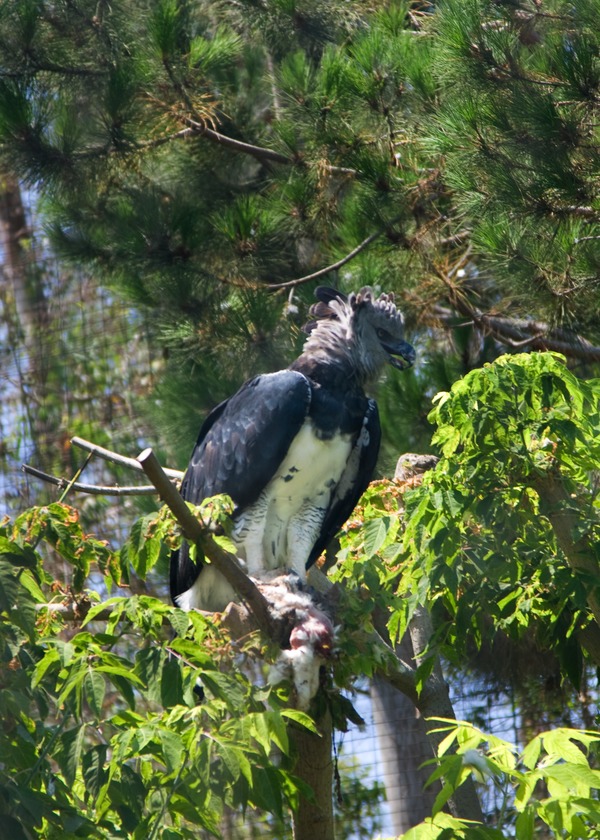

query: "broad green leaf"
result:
(250, 766), (283, 818)
(544, 763), (600, 795)
(201, 670), (246, 709)
(280, 708), (319, 733)
(364, 517), (390, 556)
(82, 744), (108, 800)
(32, 648), (61, 688)
(84, 669), (106, 719)
(55, 725), (86, 787)
(540, 729), (599, 766)
(96, 664), (144, 686)
(158, 728), (185, 774)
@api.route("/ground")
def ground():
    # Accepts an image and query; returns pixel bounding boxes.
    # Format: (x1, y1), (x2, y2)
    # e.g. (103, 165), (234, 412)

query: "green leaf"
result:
(544, 762), (600, 794)
(0, 538), (38, 569)
(124, 514), (163, 579)
(363, 517), (390, 556)
(514, 806), (535, 839)
(201, 670), (246, 708)
(96, 664), (144, 686)
(250, 766), (283, 818)
(280, 708), (319, 733)
(84, 669), (106, 719)
(32, 648), (61, 688)
(55, 726), (86, 787)
(539, 729), (599, 765)
(214, 740), (244, 782)
(159, 728), (185, 774)
(82, 744), (108, 800)
(161, 656), (184, 707)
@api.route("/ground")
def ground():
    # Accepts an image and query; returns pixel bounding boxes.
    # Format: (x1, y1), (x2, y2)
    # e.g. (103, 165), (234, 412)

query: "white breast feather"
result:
(234, 420), (352, 577)
(175, 421), (352, 612)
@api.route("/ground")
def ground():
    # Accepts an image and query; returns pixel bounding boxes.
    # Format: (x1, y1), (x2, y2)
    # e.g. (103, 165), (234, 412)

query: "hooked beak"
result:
(384, 339), (415, 371)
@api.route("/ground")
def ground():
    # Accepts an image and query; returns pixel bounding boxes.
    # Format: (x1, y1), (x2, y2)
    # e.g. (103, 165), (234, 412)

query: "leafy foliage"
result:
(0, 505), (313, 838)
(1, 0), (600, 836)
(400, 353), (600, 676)
(337, 353), (600, 685)
(2, 351), (600, 837)
(401, 720), (600, 840)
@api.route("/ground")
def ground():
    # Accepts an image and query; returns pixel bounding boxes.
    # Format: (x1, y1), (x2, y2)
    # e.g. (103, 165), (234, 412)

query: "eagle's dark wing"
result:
(307, 398), (381, 568)
(170, 370), (312, 599)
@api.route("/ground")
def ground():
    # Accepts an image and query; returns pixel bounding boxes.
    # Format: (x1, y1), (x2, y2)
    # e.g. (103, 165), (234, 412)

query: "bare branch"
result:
(184, 118), (293, 165)
(72, 436), (183, 479)
(35, 602), (115, 622)
(22, 463), (157, 495)
(269, 218), (403, 291)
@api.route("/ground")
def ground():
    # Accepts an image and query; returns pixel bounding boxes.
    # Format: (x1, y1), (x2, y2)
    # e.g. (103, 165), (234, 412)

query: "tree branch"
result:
(136, 448), (275, 635)
(311, 569), (484, 820)
(269, 218), (403, 291)
(184, 118), (293, 165)
(408, 607), (485, 822)
(183, 118), (356, 177)
(533, 472), (600, 666)
(27, 438), (483, 821)
(430, 290), (600, 363)
(289, 709), (334, 840)
(72, 436), (183, 479)
(22, 463), (157, 495)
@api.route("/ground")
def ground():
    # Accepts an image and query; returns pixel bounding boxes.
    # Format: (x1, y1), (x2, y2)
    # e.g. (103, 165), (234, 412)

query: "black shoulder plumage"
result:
(180, 370), (311, 509)
(170, 370), (313, 603)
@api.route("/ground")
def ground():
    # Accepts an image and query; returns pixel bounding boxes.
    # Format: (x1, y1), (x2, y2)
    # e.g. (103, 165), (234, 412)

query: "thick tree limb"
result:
(312, 572), (484, 821)
(290, 709), (334, 840)
(408, 607), (485, 822)
(430, 297), (600, 363)
(533, 473), (600, 666)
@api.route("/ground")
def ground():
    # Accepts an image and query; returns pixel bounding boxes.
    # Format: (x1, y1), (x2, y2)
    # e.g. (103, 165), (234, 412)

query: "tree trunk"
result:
(371, 632), (440, 833)
(289, 709), (335, 840)
(0, 172), (53, 472)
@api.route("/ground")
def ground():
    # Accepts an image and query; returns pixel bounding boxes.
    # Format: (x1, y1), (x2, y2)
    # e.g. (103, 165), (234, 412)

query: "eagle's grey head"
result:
(302, 286), (415, 386)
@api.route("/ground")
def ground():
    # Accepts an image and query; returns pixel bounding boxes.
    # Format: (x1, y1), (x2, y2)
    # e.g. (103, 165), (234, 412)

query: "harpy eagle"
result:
(170, 286), (415, 613)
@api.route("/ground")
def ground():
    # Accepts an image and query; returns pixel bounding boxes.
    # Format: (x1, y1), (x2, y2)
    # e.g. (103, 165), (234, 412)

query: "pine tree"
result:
(0, 1), (599, 834)
(1, 0), (597, 458)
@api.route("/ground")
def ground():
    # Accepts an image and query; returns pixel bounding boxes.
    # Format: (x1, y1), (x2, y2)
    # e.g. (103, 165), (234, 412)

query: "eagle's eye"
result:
(376, 327), (390, 341)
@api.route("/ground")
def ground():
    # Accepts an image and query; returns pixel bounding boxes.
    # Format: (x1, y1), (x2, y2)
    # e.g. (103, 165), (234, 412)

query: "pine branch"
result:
(184, 118), (293, 165)
(183, 118), (356, 175)
(431, 283), (600, 364)
(269, 218), (403, 290)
